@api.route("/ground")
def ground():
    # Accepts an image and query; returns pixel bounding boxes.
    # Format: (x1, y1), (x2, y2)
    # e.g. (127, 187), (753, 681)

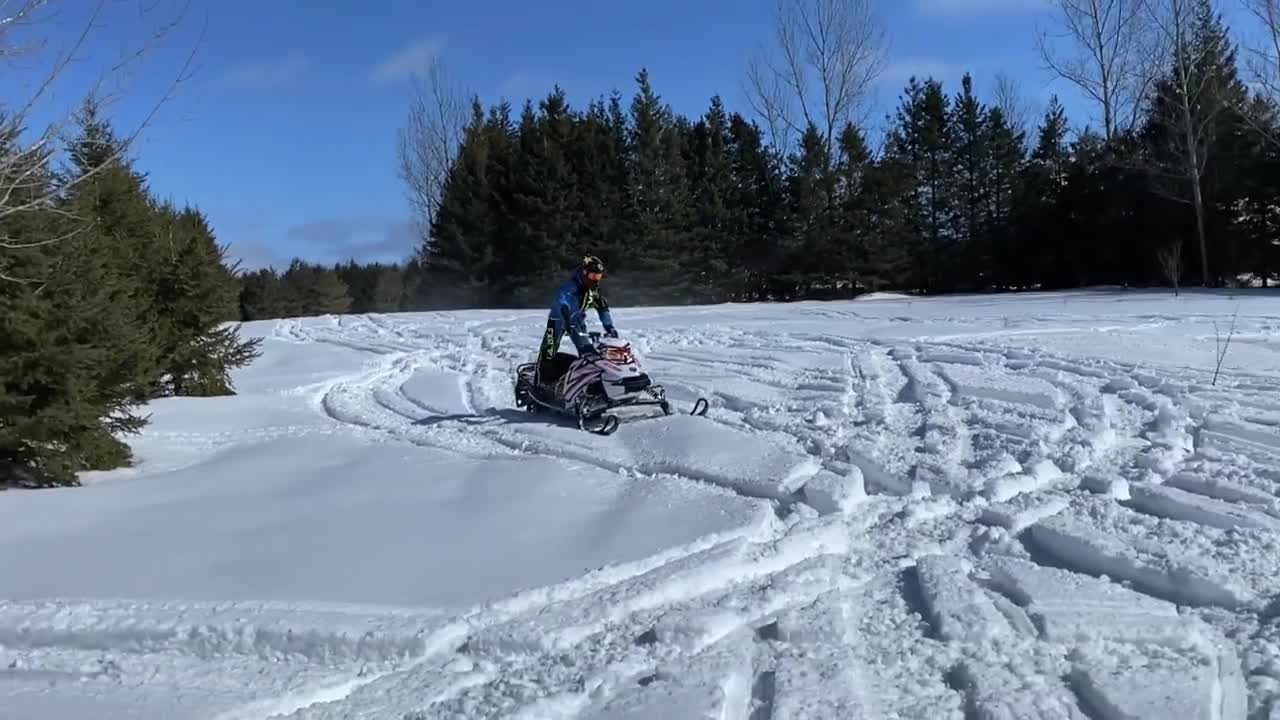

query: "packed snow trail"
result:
(4, 289), (1280, 718)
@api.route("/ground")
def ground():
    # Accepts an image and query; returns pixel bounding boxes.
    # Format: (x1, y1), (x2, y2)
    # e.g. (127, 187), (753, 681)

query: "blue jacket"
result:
(549, 269), (614, 353)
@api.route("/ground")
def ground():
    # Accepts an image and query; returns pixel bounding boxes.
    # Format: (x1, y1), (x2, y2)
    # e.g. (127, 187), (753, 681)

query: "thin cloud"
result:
(370, 37), (443, 84)
(286, 216), (418, 262)
(879, 58), (953, 86)
(225, 237), (290, 271)
(219, 50), (309, 89)
(497, 69), (548, 100)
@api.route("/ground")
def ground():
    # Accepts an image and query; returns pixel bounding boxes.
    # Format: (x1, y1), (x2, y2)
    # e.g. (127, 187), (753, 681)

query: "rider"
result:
(536, 254), (616, 388)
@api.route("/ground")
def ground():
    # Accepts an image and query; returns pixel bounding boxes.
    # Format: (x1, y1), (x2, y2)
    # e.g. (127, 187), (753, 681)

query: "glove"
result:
(604, 326), (618, 338)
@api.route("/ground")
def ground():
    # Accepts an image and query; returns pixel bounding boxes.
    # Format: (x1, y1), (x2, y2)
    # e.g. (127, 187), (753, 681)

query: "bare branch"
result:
(1211, 304), (1239, 385)
(1036, 0), (1161, 140)
(0, 0), (202, 283)
(0, 220), (92, 249)
(397, 55), (469, 246)
(1239, 0), (1280, 146)
(991, 70), (1035, 141)
(743, 0), (887, 158)
(744, 52), (796, 152)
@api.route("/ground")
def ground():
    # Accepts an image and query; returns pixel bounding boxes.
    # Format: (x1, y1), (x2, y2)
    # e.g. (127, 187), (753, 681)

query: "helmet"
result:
(580, 255), (605, 287)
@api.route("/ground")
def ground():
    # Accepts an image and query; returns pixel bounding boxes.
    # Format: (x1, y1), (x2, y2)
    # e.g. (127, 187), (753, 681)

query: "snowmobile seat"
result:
(538, 351), (581, 388)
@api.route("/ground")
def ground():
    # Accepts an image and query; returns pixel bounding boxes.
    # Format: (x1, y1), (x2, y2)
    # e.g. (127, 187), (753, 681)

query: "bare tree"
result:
(1036, 0), (1161, 140)
(743, 0), (888, 158)
(1141, 0), (1233, 287)
(1157, 235), (1184, 294)
(991, 70), (1035, 142)
(0, 0), (200, 284)
(396, 56), (469, 247)
(1242, 0), (1280, 100)
(1238, 0), (1280, 146)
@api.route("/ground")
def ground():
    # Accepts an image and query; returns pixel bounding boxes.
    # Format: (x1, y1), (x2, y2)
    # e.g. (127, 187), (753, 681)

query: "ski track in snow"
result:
(13, 296), (1280, 718)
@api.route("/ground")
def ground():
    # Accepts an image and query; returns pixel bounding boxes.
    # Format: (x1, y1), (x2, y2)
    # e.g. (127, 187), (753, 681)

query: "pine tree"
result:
(725, 113), (782, 299)
(982, 107), (1026, 288)
(239, 267), (288, 320)
(61, 97), (165, 400)
(372, 266), (406, 311)
(950, 73), (989, 284)
(423, 100), (501, 308)
(0, 113), (85, 484)
(624, 69), (691, 292)
(571, 96), (628, 276)
(685, 96), (741, 300)
(884, 77), (955, 291)
(500, 88), (584, 303)
(831, 122), (897, 293)
(778, 124), (836, 297)
(1010, 97), (1071, 287)
(280, 260), (352, 315)
(1229, 96), (1280, 285)
(149, 203), (262, 396)
(859, 153), (916, 291)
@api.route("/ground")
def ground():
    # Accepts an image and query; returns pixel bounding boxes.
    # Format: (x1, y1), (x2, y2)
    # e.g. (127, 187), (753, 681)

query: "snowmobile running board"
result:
(553, 393), (709, 436)
(516, 378), (710, 436)
(578, 396), (709, 436)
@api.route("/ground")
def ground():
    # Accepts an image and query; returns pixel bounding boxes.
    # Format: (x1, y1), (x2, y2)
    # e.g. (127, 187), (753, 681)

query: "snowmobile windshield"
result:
(602, 344), (633, 364)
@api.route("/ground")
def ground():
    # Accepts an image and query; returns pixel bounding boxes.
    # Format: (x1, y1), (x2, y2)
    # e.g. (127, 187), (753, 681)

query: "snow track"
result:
(8, 292), (1280, 718)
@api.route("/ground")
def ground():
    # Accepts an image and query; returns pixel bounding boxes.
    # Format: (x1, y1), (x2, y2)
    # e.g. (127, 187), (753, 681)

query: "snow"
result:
(4, 287), (1280, 718)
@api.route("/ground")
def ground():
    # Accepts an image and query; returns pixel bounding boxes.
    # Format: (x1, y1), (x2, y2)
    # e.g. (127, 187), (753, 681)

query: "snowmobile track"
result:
(14, 304), (1280, 719)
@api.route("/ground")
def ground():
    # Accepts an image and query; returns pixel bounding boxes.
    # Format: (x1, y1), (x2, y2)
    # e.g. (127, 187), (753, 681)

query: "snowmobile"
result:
(513, 331), (709, 435)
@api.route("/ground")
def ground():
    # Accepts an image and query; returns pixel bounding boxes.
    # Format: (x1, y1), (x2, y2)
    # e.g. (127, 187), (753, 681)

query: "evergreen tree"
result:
(239, 267), (288, 320)
(950, 73), (988, 284)
(394, 53), (1280, 308)
(725, 113), (782, 299)
(0, 113), (98, 485)
(149, 203), (262, 396)
(685, 96), (742, 300)
(623, 69), (691, 294)
(501, 89), (583, 304)
(572, 95), (628, 276)
(778, 124), (836, 297)
(1010, 97), (1071, 287)
(983, 107), (1026, 288)
(832, 122), (905, 292)
(423, 100), (501, 308)
(280, 259), (352, 315)
(61, 98), (165, 400)
(884, 77), (956, 291)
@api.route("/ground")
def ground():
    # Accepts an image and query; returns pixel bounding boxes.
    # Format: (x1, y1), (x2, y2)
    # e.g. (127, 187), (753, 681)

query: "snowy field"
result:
(6, 288), (1280, 719)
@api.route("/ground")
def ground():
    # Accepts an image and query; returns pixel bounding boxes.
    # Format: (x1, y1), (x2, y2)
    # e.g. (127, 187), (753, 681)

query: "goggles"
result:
(585, 271), (603, 282)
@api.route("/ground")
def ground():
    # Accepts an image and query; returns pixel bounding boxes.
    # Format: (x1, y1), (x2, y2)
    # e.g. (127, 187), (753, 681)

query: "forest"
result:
(240, 0), (1280, 316)
(5, 0), (1280, 485)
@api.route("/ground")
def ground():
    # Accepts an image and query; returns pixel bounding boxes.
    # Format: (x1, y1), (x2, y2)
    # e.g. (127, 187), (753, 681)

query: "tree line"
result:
(249, 0), (1280, 316)
(373, 0), (1278, 308)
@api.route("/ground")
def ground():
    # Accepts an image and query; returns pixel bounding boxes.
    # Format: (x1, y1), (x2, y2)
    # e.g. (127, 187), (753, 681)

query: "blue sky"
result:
(3, 0), (1260, 269)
